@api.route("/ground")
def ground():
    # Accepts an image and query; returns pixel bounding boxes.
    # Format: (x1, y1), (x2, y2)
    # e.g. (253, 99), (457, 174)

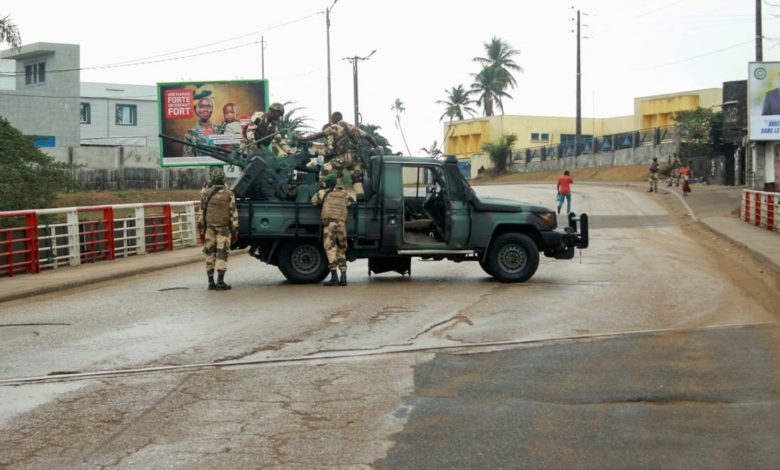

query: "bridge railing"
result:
(741, 190), (780, 233)
(0, 201), (200, 277)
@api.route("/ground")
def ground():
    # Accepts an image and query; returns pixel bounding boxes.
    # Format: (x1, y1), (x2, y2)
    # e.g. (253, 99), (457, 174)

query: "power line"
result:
(632, 39), (754, 70)
(0, 11), (320, 77)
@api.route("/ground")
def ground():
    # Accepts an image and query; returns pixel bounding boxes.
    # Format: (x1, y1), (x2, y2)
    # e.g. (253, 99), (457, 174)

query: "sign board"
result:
(748, 62), (780, 141)
(157, 80), (268, 167)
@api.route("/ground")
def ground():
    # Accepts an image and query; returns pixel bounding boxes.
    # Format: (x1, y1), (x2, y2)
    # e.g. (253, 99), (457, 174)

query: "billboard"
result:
(748, 62), (780, 141)
(157, 80), (268, 166)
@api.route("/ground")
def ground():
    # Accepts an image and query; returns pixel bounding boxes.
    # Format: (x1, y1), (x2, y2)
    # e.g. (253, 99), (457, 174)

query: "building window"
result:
(531, 132), (540, 141)
(115, 104), (137, 126)
(24, 62), (46, 85)
(540, 133), (550, 141)
(80, 103), (91, 124)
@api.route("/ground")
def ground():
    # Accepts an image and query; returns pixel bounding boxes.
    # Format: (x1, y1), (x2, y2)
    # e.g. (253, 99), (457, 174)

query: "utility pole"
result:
(575, 9), (582, 159)
(756, 0), (763, 60)
(261, 36), (266, 79)
(326, 0), (338, 120)
(343, 50), (375, 126)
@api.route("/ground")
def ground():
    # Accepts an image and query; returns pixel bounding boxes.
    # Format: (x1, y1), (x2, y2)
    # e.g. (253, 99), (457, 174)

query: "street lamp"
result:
(326, 0), (338, 120)
(343, 50), (376, 126)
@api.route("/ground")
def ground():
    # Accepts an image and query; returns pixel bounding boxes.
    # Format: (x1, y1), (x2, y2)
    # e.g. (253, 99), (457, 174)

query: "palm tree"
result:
(359, 123), (392, 150)
(436, 85), (478, 122)
(0, 15), (22, 49)
(473, 36), (522, 90)
(471, 66), (513, 117)
(481, 134), (517, 174)
(278, 101), (311, 136)
(420, 140), (443, 159)
(390, 98), (412, 155)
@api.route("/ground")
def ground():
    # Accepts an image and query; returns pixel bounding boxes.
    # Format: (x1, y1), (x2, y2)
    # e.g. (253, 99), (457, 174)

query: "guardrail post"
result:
(65, 209), (81, 267)
(185, 202), (198, 247)
(163, 204), (174, 251)
(25, 212), (40, 274)
(134, 205), (146, 255)
(754, 192), (761, 227)
(104, 207), (116, 260)
(767, 194), (775, 231)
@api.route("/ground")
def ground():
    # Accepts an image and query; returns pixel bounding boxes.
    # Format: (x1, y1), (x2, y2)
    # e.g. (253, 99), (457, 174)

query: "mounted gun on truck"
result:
(160, 134), (589, 283)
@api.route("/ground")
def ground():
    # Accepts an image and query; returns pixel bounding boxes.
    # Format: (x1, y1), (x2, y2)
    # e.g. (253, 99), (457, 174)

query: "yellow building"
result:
(443, 87), (723, 171)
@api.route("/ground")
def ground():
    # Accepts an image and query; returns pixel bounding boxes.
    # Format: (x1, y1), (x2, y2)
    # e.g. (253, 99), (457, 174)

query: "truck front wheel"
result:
(278, 240), (330, 283)
(486, 233), (540, 283)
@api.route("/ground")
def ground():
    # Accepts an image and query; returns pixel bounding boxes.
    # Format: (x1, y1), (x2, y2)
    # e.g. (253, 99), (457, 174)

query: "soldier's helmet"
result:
(269, 102), (285, 115)
(210, 167), (226, 185)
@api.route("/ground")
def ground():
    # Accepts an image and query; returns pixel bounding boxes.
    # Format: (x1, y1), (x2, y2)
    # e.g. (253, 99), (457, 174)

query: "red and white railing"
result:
(741, 189), (779, 232)
(0, 202), (199, 277)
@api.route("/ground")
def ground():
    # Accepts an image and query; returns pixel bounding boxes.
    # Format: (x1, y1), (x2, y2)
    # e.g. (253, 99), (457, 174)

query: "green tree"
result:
(471, 66), (513, 116)
(390, 98), (412, 155)
(0, 15), (21, 49)
(436, 85), (478, 121)
(473, 36), (523, 90)
(278, 101), (311, 136)
(420, 140), (443, 159)
(0, 117), (79, 211)
(674, 107), (724, 160)
(359, 123), (392, 150)
(481, 134), (517, 174)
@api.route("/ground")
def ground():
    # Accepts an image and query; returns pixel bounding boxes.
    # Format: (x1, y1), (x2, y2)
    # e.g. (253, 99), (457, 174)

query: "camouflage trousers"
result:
(649, 172), (659, 191)
(322, 219), (348, 272)
(320, 153), (364, 195)
(203, 226), (231, 272)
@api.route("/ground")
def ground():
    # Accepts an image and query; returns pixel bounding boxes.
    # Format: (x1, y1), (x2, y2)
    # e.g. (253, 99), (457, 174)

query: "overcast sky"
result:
(2, 0), (779, 153)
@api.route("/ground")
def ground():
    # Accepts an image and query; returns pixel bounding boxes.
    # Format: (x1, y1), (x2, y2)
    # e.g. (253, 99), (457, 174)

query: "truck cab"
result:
(236, 155), (588, 283)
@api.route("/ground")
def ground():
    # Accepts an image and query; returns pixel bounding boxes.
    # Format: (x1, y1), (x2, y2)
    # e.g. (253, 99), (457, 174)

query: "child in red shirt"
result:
(557, 170), (574, 214)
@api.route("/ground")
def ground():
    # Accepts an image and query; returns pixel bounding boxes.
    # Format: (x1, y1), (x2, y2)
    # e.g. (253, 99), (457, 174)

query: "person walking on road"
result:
(680, 163), (692, 197)
(556, 170), (574, 215)
(648, 157), (660, 193)
(311, 173), (355, 286)
(198, 168), (239, 290)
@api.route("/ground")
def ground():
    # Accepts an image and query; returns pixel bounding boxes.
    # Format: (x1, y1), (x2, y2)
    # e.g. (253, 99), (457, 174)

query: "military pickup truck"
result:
(234, 154), (588, 283)
(160, 134), (588, 283)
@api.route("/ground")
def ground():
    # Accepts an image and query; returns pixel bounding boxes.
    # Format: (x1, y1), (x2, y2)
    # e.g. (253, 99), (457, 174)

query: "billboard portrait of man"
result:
(761, 74), (780, 116)
(748, 62), (780, 141)
(158, 80), (268, 166)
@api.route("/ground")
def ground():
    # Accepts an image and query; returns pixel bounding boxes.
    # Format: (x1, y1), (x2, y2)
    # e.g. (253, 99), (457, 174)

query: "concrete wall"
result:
(0, 43), (80, 148)
(80, 82), (159, 147)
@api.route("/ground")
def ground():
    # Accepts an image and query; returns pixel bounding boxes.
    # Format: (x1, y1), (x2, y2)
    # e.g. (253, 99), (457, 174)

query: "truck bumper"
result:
(542, 213), (589, 259)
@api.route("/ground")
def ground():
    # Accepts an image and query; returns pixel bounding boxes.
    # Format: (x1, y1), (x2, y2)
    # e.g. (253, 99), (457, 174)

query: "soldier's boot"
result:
(215, 270), (232, 290)
(207, 270), (216, 290)
(339, 270), (347, 286)
(323, 270), (339, 286)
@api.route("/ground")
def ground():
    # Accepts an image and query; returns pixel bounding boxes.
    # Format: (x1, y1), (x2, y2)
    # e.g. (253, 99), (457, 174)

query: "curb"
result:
(0, 251), (203, 304)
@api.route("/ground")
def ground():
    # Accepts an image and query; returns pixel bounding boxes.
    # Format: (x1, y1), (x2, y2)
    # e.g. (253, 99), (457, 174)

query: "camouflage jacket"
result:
(311, 186), (354, 222)
(198, 185), (239, 232)
(242, 111), (292, 156)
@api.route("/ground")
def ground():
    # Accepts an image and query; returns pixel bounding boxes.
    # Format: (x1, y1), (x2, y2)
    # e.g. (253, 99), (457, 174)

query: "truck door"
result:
(380, 163), (403, 251)
(443, 163), (470, 247)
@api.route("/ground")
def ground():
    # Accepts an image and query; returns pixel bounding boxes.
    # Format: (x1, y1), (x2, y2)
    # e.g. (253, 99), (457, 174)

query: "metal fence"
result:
(1, 202), (199, 277)
(741, 190), (780, 233)
(514, 125), (677, 163)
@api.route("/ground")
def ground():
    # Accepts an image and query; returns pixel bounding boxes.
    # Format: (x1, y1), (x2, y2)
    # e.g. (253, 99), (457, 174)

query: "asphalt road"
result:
(1, 184), (778, 468)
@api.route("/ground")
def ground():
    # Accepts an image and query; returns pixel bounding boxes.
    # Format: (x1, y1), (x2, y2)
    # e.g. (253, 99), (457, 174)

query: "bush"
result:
(0, 116), (79, 211)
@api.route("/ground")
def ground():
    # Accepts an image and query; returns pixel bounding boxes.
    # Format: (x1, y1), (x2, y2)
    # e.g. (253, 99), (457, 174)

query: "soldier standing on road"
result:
(296, 111), (378, 196)
(311, 173), (355, 286)
(242, 102), (292, 157)
(648, 157), (660, 193)
(198, 168), (239, 290)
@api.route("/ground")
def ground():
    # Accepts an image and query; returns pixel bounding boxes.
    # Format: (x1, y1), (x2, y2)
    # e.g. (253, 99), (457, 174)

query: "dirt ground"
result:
(472, 165), (650, 184)
(55, 189), (202, 208)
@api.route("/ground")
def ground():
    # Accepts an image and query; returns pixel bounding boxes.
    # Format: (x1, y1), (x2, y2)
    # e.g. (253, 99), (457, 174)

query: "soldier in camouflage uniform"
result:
(183, 97), (218, 157)
(241, 102), (292, 157)
(198, 168), (239, 290)
(310, 173), (355, 286)
(648, 157), (660, 193)
(296, 111), (378, 196)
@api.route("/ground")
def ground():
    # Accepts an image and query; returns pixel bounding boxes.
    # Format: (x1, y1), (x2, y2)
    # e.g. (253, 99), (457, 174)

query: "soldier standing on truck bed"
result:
(296, 111), (378, 196)
(311, 173), (355, 286)
(198, 168), (239, 290)
(242, 102), (292, 157)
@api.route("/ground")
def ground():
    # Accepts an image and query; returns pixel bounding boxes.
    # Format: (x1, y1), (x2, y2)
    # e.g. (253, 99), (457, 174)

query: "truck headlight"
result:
(534, 211), (557, 229)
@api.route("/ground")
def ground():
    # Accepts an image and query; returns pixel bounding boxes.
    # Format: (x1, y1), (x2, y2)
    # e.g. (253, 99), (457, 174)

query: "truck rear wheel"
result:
(278, 240), (330, 283)
(486, 233), (539, 283)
